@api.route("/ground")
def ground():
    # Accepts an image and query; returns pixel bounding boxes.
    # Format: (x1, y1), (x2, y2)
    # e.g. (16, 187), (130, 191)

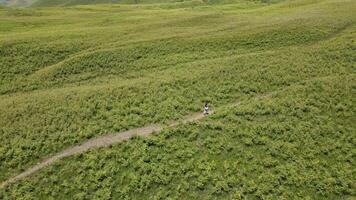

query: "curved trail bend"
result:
(0, 111), (211, 189)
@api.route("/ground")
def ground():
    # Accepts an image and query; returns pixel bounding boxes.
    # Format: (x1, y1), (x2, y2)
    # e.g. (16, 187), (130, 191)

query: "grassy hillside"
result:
(0, 0), (355, 199)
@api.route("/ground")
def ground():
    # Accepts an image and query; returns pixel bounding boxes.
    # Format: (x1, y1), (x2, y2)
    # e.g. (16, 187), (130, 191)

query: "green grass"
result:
(3, 75), (355, 199)
(0, 0), (355, 199)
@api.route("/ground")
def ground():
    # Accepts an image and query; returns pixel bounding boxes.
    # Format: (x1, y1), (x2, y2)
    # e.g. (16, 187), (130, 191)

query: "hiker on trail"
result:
(203, 102), (209, 115)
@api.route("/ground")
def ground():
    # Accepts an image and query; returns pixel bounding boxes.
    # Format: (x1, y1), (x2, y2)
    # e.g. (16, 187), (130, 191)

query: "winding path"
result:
(0, 92), (274, 189)
(0, 67), (343, 190)
(0, 111), (211, 189)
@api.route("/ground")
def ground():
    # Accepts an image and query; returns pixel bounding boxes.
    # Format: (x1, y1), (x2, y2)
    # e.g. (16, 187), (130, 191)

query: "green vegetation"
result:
(0, 0), (355, 199)
(2, 75), (355, 199)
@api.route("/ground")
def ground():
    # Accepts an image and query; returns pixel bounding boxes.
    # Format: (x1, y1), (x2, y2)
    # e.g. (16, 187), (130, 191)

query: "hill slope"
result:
(0, 0), (355, 199)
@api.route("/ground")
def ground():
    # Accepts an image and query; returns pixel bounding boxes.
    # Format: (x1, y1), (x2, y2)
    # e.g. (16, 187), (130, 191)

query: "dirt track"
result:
(0, 111), (209, 189)
(0, 73), (338, 189)
(0, 92), (274, 189)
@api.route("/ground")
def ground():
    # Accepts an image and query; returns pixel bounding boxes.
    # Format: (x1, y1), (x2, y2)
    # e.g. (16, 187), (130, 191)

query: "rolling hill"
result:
(0, 0), (355, 199)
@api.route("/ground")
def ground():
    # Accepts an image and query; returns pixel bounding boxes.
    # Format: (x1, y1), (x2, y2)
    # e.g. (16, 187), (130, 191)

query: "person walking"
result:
(203, 102), (209, 115)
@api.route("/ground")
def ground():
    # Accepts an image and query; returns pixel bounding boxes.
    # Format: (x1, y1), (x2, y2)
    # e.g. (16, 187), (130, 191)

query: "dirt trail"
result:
(0, 92), (276, 189)
(1, 74), (340, 189)
(0, 111), (208, 189)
